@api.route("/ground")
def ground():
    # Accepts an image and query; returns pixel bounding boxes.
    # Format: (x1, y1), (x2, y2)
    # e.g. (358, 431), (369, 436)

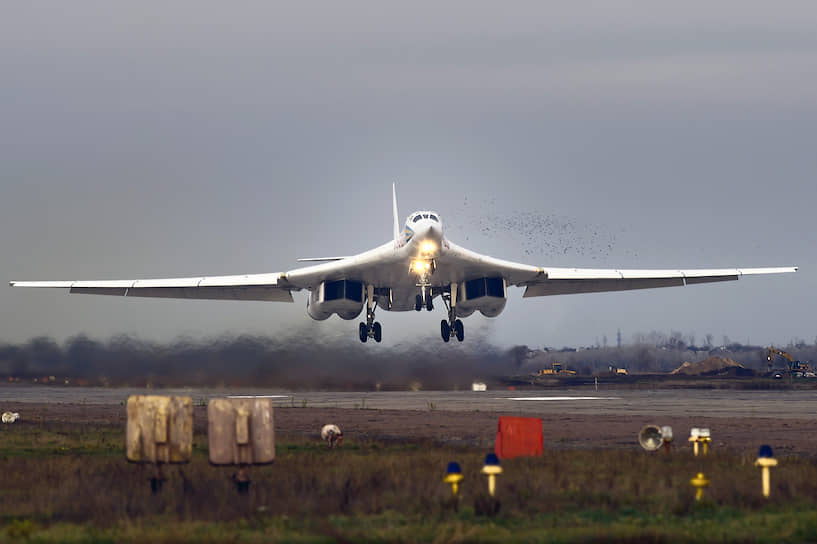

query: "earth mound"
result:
(671, 356), (752, 377)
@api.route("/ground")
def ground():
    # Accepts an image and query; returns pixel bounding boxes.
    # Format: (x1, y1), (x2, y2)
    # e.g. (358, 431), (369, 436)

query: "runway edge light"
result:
(690, 472), (710, 502)
(755, 445), (778, 498)
(689, 427), (711, 456)
(443, 462), (464, 497)
(638, 424), (663, 451)
(661, 426), (673, 454)
(481, 453), (503, 497)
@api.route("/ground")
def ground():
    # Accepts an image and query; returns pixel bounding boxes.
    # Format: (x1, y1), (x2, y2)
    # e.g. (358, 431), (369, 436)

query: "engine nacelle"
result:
(456, 276), (507, 318)
(307, 279), (364, 321)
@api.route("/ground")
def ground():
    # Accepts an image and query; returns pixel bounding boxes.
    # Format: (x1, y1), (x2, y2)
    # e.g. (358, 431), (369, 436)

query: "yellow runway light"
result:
(481, 453), (503, 497)
(755, 445), (778, 498)
(444, 462), (464, 497)
(690, 472), (710, 501)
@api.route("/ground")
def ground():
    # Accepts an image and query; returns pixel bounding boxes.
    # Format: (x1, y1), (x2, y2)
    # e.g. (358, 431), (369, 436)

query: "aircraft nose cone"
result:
(425, 224), (442, 242)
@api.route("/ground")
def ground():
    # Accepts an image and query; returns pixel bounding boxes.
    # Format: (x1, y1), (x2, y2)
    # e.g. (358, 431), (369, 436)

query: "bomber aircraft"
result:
(10, 186), (797, 343)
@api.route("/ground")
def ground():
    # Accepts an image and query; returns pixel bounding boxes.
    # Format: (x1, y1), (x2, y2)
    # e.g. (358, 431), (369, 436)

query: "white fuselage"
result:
(385, 210), (447, 311)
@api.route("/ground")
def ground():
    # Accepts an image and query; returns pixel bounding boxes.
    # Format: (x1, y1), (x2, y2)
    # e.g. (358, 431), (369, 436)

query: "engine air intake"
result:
(324, 280), (363, 303)
(465, 277), (505, 299)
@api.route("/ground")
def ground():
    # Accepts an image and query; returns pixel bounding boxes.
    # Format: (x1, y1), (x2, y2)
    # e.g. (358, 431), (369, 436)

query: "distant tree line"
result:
(2, 330), (815, 386)
(0, 331), (523, 389)
(514, 331), (817, 375)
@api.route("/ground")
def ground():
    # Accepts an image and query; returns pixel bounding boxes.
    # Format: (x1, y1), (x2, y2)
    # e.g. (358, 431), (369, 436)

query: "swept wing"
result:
(9, 273), (294, 302)
(438, 241), (797, 296)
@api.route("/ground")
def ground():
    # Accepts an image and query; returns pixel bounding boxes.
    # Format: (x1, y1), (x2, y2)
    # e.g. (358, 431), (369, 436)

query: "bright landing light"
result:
(412, 260), (431, 273)
(420, 240), (437, 254)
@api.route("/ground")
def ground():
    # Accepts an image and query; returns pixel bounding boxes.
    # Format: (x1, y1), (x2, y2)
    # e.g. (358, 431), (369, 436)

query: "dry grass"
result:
(2, 420), (817, 542)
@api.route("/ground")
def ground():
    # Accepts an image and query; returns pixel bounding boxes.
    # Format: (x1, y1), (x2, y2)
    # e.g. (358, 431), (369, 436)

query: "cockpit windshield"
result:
(409, 212), (441, 223)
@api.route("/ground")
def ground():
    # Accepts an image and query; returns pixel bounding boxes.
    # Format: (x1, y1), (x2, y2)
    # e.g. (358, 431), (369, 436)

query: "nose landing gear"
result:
(413, 258), (435, 312)
(415, 291), (434, 312)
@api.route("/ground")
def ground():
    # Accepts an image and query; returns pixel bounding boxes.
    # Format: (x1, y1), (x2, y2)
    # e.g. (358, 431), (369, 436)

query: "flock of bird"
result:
(449, 196), (633, 262)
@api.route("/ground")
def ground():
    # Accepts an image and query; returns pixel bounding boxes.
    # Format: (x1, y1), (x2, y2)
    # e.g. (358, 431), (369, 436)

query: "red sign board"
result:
(495, 416), (543, 459)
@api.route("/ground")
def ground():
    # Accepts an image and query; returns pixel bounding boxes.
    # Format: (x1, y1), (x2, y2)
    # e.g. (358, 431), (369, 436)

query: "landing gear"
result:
(440, 320), (450, 342)
(415, 290), (434, 312)
(359, 315), (383, 343)
(359, 285), (382, 343)
(444, 317), (464, 342)
(440, 282), (464, 342)
(412, 257), (436, 313)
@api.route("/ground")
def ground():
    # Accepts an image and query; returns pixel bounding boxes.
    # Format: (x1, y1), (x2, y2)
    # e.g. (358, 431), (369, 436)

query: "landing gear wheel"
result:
(440, 320), (450, 342)
(426, 296), (433, 312)
(373, 322), (382, 343)
(454, 319), (464, 342)
(415, 294), (422, 312)
(359, 322), (368, 343)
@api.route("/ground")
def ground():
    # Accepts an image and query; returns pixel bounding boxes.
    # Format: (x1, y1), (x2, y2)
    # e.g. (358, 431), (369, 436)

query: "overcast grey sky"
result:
(2, 1), (815, 349)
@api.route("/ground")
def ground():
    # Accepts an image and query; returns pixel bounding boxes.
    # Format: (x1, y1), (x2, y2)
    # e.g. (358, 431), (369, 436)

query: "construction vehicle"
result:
(608, 365), (629, 376)
(537, 363), (577, 376)
(767, 347), (810, 376)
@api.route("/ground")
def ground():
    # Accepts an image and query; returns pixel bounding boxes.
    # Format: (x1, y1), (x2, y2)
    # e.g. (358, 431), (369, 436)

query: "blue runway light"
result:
(758, 445), (773, 458)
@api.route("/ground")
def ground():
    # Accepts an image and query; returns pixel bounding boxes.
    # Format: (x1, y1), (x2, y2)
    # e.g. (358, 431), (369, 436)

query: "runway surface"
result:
(2, 385), (815, 419)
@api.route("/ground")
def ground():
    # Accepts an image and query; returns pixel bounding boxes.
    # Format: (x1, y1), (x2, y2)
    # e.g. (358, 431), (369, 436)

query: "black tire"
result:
(440, 320), (450, 342)
(426, 295), (433, 311)
(359, 322), (368, 343)
(454, 319), (464, 342)
(415, 294), (422, 312)
(373, 322), (382, 343)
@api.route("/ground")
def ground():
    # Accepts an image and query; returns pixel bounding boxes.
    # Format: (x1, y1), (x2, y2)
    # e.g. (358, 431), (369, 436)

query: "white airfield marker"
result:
(500, 396), (622, 401)
(227, 395), (290, 399)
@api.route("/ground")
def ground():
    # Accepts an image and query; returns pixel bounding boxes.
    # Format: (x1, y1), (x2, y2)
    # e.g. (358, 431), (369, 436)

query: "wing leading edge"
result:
(521, 267), (798, 297)
(9, 273), (294, 302)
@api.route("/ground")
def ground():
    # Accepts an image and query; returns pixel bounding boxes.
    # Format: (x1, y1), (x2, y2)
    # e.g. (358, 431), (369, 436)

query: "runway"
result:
(2, 385), (815, 419)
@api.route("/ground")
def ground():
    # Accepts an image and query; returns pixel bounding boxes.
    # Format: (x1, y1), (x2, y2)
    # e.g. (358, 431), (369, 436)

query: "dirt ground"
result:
(10, 402), (817, 458)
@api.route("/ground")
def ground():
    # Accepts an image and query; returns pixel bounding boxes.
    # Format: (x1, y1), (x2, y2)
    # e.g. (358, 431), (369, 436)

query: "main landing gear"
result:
(359, 319), (381, 343)
(440, 282), (464, 343)
(440, 318), (463, 343)
(359, 285), (382, 343)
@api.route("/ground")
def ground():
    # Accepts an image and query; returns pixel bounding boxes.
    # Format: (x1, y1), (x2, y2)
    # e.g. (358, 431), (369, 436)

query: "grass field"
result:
(2, 420), (817, 543)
